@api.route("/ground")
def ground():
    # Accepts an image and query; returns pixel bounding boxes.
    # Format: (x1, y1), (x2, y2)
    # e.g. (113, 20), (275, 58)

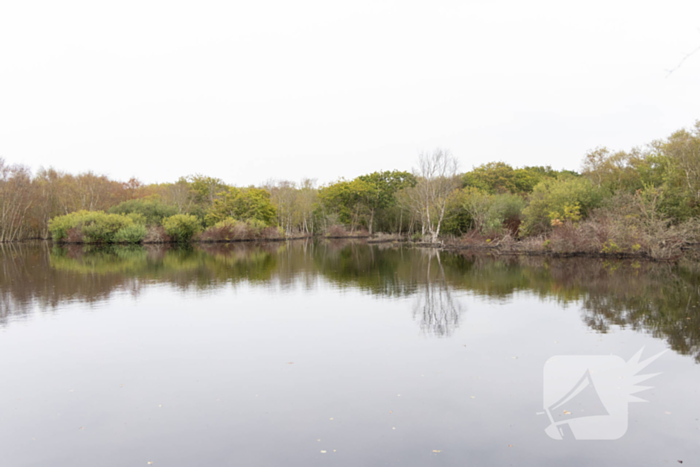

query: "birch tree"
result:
(409, 149), (460, 243)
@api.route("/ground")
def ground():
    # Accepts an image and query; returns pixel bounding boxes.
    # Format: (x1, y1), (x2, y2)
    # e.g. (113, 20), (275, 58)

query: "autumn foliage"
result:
(1, 120), (699, 254)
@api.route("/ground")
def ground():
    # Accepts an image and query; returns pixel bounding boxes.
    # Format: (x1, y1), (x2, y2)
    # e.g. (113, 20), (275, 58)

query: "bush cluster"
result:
(49, 211), (285, 244)
(113, 224), (148, 244)
(49, 211), (142, 243)
(162, 214), (202, 243)
(50, 211), (206, 244)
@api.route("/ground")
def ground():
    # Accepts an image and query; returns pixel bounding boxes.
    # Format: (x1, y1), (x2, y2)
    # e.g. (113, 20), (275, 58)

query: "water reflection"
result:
(413, 249), (462, 336)
(1, 241), (700, 360)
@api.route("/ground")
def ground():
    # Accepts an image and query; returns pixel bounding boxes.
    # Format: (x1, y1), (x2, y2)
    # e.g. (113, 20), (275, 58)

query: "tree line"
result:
(1, 120), (699, 248)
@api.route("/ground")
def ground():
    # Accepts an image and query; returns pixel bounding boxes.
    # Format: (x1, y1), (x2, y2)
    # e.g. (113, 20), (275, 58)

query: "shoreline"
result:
(8, 236), (700, 262)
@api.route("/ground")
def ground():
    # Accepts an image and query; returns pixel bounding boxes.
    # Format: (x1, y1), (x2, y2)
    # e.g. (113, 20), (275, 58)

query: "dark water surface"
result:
(1, 241), (699, 466)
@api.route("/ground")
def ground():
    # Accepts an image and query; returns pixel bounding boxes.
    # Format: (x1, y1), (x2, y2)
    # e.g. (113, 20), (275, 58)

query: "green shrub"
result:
(48, 211), (86, 241)
(81, 214), (135, 243)
(245, 218), (268, 231)
(162, 214), (202, 242)
(214, 218), (238, 229)
(522, 177), (604, 235)
(125, 212), (147, 225)
(49, 210), (138, 243)
(108, 199), (179, 226)
(114, 224), (148, 243)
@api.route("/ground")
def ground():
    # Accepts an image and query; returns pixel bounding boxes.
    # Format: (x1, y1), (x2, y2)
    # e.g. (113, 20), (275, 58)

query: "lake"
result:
(1, 241), (699, 466)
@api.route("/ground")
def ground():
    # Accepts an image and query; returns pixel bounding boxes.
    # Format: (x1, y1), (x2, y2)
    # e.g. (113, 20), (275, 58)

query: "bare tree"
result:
(297, 178), (318, 235)
(163, 177), (194, 214)
(264, 178), (318, 236)
(266, 179), (297, 235)
(408, 148), (460, 243)
(0, 160), (34, 242)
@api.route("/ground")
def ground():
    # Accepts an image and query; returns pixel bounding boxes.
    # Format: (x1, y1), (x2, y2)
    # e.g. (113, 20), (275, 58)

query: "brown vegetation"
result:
(143, 226), (172, 244)
(198, 220), (284, 242)
(324, 225), (369, 238)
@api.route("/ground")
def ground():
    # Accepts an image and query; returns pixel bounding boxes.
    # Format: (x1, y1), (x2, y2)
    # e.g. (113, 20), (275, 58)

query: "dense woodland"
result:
(1, 121), (699, 257)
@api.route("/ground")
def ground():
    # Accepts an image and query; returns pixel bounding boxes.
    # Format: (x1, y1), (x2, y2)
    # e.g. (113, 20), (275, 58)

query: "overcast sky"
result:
(1, 0), (699, 186)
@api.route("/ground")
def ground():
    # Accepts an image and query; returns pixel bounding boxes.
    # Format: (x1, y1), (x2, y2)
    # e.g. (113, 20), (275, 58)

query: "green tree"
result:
(463, 163), (566, 195)
(513, 166), (563, 193)
(188, 174), (227, 214)
(356, 170), (417, 234)
(317, 179), (367, 232)
(581, 147), (644, 193)
(462, 162), (517, 194)
(658, 121), (700, 203)
(651, 121), (700, 220)
(108, 199), (178, 225)
(206, 187), (277, 226)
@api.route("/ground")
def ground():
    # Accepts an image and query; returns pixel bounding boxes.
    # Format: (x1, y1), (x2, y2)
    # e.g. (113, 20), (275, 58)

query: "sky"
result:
(1, 0), (699, 186)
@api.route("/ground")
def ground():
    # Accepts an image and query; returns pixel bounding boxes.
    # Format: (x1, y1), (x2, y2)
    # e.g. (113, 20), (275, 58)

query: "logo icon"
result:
(541, 348), (665, 440)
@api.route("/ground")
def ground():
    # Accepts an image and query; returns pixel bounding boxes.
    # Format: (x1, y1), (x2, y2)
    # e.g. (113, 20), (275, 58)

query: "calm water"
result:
(1, 241), (699, 466)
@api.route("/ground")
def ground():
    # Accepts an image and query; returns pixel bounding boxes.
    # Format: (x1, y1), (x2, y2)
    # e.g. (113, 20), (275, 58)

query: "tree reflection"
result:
(1, 242), (700, 361)
(412, 249), (462, 336)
